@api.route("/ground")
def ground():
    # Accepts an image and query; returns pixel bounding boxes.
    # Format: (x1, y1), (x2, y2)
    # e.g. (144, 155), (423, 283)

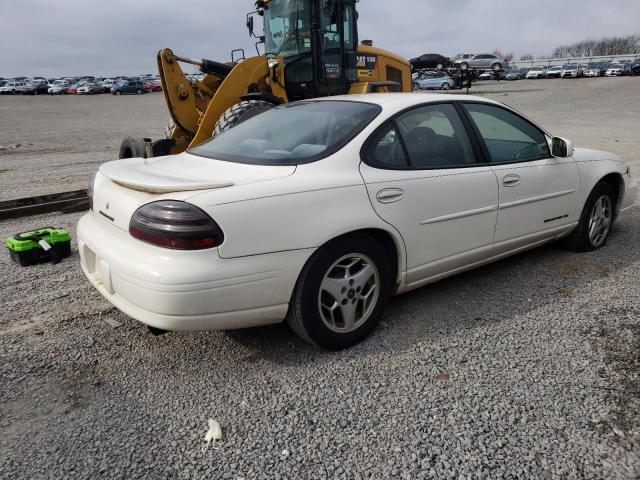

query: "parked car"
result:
(504, 68), (522, 80)
(78, 93), (637, 349)
(605, 63), (624, 76)
(48, 81), (70, 94)
(630, 63), (640, 76)
(477, 72), (494, 80)
(409, 53), (451, 71)
(0, 81), (34, 94)
(455, 54), (508, 72)
(621, 63), (634, 76)
(112, 80), (147, 95)
(583, 64), (603, 77)
(525, 67), (547, 79)
(544, 65), (563, 78)
(78, 83), (105, 95)
(66, 84), (82, 95)
(144, 80), (162, 92)
(413, 72), (456, 90)
(29, 81), (50, 94)
(561, 64), (583, 78)
(100, 79), (115, 92)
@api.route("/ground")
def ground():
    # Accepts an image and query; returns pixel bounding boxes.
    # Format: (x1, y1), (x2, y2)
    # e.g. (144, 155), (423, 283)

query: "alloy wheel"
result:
(588, 195), (613, 247)
(317, 254), (380, 334)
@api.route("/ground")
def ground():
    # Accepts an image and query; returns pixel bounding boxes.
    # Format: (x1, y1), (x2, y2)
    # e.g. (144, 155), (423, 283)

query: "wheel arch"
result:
(308, 227), (405, 293)
(598, 172), (624, 214)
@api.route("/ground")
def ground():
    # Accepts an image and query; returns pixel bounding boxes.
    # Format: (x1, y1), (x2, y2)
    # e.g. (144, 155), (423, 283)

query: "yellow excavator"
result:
(118, 0), (412, 159)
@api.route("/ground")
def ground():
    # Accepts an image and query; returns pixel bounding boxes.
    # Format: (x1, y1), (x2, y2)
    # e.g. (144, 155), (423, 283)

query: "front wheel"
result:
(561, 182), (616, 252)
(136, 89), (143, 95)
(441, 82), (450, 90)
(459, 62), (469, 71)
(287, 234), (393, 350)
(113, 90), (121, 95)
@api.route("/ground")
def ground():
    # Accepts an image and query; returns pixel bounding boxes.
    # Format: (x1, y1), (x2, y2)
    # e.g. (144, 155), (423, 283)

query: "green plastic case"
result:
(5, 227), (71, 266)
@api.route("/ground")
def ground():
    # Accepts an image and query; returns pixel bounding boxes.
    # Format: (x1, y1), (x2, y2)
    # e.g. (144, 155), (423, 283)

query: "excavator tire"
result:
(119, 136), (148, 159)
(213, 100), (275, 137)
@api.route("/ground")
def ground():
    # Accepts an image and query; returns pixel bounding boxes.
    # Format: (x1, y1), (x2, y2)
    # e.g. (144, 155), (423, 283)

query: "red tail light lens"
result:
(129, 201), (224, 250)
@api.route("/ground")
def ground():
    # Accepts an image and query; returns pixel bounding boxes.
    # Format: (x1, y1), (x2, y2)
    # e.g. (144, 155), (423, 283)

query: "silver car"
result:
(454, 53), (507, 72)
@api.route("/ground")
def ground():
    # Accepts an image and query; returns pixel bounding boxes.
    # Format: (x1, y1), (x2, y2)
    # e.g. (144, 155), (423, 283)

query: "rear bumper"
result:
(77, 212), (314, 331)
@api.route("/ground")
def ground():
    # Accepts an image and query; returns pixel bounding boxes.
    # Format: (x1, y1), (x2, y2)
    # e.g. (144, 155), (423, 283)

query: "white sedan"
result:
(78, 94), (637, 349)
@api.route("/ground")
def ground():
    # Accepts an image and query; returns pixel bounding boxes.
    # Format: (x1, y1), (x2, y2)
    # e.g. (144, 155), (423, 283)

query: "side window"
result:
(464, 103), (551, 163)
(396, 104), (476, 168)
(367, 124), (409, 167)
(364, 104), (477, 169)
(385, 66), (403, 92)
(343, 4), (356, 50)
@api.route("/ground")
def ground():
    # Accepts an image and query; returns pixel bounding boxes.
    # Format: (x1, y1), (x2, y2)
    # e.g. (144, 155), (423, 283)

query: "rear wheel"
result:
(436, 63), (444, 71)
(561, 182), (616, 252)
(213, 100), (275, 137)
(286, 234), (393, 350)
(459, 62), (469, 71)
(114, 90), (121, 95)
(119, 136), (148, 159)
(441, 82), (450, 90)
(136, 89), (143, 95)
(491, 63), (502, 72)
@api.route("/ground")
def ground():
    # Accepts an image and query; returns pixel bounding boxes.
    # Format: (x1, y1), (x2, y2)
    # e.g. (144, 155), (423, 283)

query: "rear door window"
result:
(364, 103), (477, 169)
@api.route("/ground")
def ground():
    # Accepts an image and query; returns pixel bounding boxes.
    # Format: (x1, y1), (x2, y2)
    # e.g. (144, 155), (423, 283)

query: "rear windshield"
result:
(189, 100), (381, 165)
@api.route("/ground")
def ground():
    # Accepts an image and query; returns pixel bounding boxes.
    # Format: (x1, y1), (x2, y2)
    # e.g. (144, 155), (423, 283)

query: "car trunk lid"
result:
(95, 152), (296, 232)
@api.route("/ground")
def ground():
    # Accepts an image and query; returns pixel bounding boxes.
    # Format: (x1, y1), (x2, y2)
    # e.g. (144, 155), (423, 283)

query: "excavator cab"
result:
(255, 0), (358, 100)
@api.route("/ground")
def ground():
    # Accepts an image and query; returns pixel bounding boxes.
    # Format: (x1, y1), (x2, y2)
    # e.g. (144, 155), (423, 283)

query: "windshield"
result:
(264, 0), (312, 57)
(189, 101), (381, 165)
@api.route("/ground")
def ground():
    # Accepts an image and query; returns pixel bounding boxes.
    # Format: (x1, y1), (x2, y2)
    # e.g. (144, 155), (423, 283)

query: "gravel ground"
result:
(1, 204), (639, 478)
(0, 77), (639, 201)
(1, 77), (639, 478)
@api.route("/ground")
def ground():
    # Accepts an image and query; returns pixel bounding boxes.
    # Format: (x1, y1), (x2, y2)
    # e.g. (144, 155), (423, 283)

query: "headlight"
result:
(267, 58), (280, 69)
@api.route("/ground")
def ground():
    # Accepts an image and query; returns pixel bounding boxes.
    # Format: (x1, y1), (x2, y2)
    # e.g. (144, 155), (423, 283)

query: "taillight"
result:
(129, 201), (224, 250)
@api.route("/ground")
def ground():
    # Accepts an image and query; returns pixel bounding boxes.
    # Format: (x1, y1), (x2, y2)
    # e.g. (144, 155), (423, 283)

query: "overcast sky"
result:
(1, 0), (638, 77)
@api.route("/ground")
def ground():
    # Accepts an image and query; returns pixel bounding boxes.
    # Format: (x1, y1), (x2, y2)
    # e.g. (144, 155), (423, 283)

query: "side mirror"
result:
(551, 137), (574, 158)
(246, 15), (254, 37)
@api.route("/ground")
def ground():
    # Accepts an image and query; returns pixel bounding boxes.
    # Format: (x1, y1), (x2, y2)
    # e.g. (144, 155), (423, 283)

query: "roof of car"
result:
(314, 92), (501, 109)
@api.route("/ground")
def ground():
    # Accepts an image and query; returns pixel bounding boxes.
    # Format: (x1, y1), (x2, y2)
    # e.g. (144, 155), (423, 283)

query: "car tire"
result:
(436, 63), (443, 71)
(491, 63), (502, 72)
(441, 82), (450, 90)
(136, 89), (143, 95)
(561, 182), (616, 252)
(114, 90), (121, 95)
(118, 136), (148, 159)
(213, 100), (275, 137)
(286, 234), (393, 350)
(459, 62), (469, 71)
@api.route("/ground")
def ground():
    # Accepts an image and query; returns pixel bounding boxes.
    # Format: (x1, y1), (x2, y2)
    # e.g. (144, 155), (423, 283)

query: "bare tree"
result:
(519, 53), (534, 61)
(552, 34), (640, 58)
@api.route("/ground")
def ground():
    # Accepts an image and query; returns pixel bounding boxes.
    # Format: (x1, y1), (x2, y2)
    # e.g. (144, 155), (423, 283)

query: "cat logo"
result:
(356, 55), (377, 70)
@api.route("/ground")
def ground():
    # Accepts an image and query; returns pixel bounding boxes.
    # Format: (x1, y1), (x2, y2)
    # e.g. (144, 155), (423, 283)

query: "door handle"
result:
(376, 188), (405, 204)
(502, 174), (521, 187)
